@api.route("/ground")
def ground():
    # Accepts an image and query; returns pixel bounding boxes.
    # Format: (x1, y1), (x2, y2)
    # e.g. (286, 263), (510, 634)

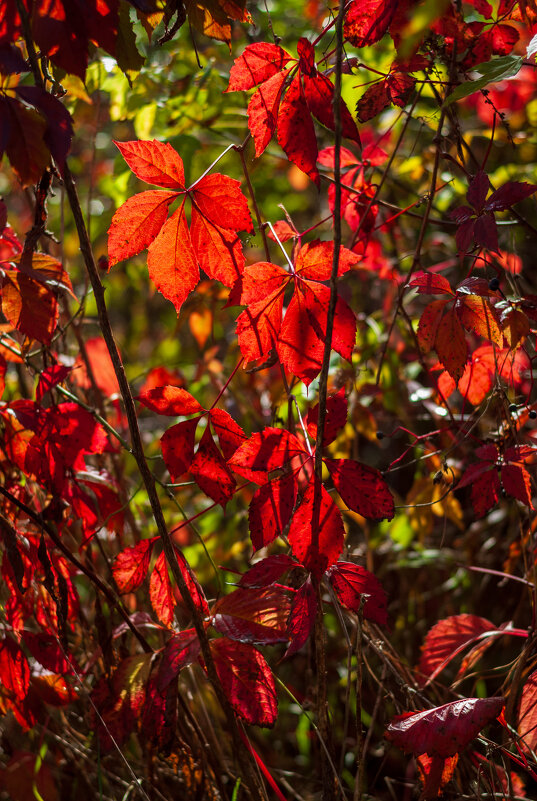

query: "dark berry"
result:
(509, 403), (518, 413)
(530, 410), (537, 420)
(488, 277), (500, 291)
(376, 431), (385, 440)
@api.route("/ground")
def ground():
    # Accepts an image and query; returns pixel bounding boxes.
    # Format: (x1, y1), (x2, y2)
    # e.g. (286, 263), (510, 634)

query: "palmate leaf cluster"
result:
(1, 0), (537, 799)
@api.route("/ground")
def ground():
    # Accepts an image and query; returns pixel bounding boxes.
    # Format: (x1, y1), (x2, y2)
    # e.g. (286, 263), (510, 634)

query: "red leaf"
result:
(416, 754), (459, 800)
(71, 337), (119, 397)
(236, 264), (286, 362)
(277, 72), (319, 186)
(385, 697), (505, 757)
(156, 628), (200, 692)
(418, 614), (496, 683)
(209, 638), (278, 727)
(306, 387), (348, 447)
(467, 171), (490, 211)
(435, 306), (467, 382)
(247, 70), (289, 157)
(209, 408), (247, 459)
(410, 271), (454, 295)
(149, 551), (176, 627)
(474, 213), (499, 252)
(141, 674), (177, 753)
(277, 283), (356, 386)
(190, 425), (236, 507)
(302, 71), (360, 143)
(485, 181), (537, 212)
(287, 475), (344, 578)
(343, 0), (397, 47)
(326, 458), (394, 521)
(190, 208), (245, 288)
(22, 631), (74, 674)
(239, 554), (299, 588)
(226, 42), (293, 92)
(112, 539), (155, 594)
(327, 561), (388, 625)
(471, 468), (500, 519)
(114, 139), (185, 188)
(90, 654), (152, 752)
(35, 364), (71, 403)
(190, 173), (253, 233)
(518, 669), (537, 753)
(161, 416), (201, 481)
(138, 386), (204, 416)
(491, 23), (519, 54)
(248, 472), (297, 550)
(212, 586), (292, 644)
(228, 427), (308, 484)
(284, 576), (317, 657)
(417, 298), (450, 354)
(1, 270), (58, 345)
(501, 463), (533, 508)
(456, 295), (502, 345)
(107, 190), (177, 267)
(295, 240), (358, 280)
(0, 637), (30, 701)
(356, 81), (390, 122)
(147, 202), (199, 314)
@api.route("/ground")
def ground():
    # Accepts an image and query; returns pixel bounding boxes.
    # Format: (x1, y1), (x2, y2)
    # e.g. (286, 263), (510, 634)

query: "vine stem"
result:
(312, 1), (345, 798)
(61, 162), (267, 800)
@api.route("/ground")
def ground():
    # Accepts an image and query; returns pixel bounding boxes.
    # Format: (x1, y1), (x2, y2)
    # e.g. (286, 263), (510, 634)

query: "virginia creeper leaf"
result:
(284, 576), (317, 658)
(248, 472), (297, 550)
(212, 586), (292, 644)
(114, 139), (185, 188)
(161, 417), (201, 481)
(386, 697), (505, 757)
(147, 201), (199, 315)
(327, 561), (388, 625)
(138, 386), (204, 416)
(112, 539), (155, 594)
(325, 458), (395, 521)
(287, 475), (344, 578)
(209, 637), (278, 727)
(107, 190), (177, 267)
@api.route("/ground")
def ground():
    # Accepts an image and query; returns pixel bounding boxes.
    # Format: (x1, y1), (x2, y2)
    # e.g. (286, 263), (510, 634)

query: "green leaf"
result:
(443, 55), (523, 107)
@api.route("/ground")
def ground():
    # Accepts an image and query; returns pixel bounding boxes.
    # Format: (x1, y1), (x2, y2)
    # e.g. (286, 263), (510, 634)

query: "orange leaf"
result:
(147, 202), (199, 314)
(107, 190), (177, 267)
(1, 270), (58, 345)
(114, 140), (185, 188)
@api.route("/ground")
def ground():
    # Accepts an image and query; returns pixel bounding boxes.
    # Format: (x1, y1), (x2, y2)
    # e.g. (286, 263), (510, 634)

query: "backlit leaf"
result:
(147, 202), (199, 314)
(210, 638), (278, 727)
(161, 417), (201, 480)
(284, 576), (317, 657)
(248, 472), (297, 550)
(138, 386), (204, 416)
(327, 561), (388, 625)
(113, 539), (155, 594)
(325, 459), (394, 521)
(212, 586), (292, 644)
(149, 551), (176, 627)
(114, 139), (185, 188)
(107, 190), (177, 267)
(287, 475), (344, 578)
(418, 614), (496, 683)
(190, 425), (236, 506)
